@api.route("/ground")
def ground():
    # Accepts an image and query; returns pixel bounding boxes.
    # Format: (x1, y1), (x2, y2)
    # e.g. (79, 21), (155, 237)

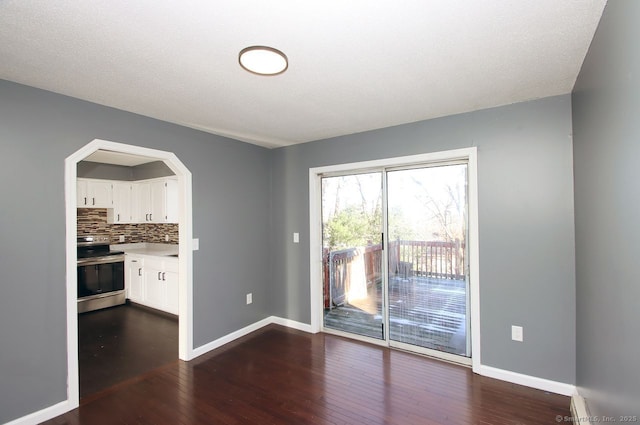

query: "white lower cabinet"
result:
(125, 254), (178, 315)
(125, 256), (144, 302)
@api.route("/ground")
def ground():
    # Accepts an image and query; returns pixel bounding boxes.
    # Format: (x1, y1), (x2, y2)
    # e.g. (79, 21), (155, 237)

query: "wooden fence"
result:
(323, 240), (465, 308)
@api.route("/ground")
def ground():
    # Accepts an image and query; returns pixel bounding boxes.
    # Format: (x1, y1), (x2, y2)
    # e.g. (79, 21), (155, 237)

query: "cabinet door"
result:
(112, 182), (132, 223)
(89, 180), (113, 208)
(149, 180), (165, 223)
(165, 179), (179, 223)
(144, 263), (166, 310)
(164, 260), (179, 314)
(135, 182), (151, 223)
(125, 256), (144, 302)
(77, 180), (89, 207)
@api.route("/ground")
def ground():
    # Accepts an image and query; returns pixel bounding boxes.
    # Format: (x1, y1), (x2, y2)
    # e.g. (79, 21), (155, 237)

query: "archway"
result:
(64, 139), (194, 408)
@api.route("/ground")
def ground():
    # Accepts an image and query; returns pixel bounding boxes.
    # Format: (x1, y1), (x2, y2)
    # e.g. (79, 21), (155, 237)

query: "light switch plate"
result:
(246, 293), (252, 304)
(192, 238), (199, 250)
(511, 325), (523, 342)
(119, 235), (125, 242)
(293, 232), (299, 243)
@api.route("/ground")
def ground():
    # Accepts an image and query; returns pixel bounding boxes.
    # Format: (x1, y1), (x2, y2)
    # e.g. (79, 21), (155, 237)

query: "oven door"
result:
(77, 256), (125, 298)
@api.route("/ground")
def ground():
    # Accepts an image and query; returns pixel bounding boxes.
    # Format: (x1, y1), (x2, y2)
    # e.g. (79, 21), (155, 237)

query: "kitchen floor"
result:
(78, 303), (178, 399)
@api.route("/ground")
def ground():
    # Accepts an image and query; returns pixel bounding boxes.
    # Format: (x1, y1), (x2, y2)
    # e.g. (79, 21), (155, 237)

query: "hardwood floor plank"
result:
(45, 325), (570, 425)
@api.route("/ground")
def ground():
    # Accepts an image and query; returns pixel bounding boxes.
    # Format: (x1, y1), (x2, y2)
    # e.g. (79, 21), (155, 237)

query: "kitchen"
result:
(76, 152), (181, 397)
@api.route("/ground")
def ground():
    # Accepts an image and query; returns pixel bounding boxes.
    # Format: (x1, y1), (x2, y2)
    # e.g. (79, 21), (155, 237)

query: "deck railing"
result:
(323, 240), (465, 308)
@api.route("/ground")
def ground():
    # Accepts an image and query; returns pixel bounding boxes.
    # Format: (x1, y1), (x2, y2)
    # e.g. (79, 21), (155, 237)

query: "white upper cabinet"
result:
(164, 179), (179, 223)
(112, 182), (133, 223)
(149, 180), (165, 223)
(137, 178), (178, 223)
(135, 182), (152, 223)
(77, 179), (113, 208)
(79, 177), (178, 223)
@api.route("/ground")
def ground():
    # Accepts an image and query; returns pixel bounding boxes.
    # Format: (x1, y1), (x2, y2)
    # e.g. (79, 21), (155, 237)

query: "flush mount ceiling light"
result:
(239, 46), (288, 76)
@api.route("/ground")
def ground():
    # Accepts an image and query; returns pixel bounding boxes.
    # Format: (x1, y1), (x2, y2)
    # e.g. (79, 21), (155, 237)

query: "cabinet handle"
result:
(150, 213), (153, 221)
(84, 197), (87, 205)
(158, 271), (162, 280)
(138, 268), (142, 276)
(117, 213), (120, 221)
(162, 272), (166, 281)
(92, 197), (95, 206)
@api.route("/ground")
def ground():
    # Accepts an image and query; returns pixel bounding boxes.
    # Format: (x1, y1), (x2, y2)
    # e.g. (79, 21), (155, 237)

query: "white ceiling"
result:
(0, 1), (606, 148)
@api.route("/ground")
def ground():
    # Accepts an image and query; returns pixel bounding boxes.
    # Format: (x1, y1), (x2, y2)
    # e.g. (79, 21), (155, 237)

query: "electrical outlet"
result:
(119, 235), (125, 242)
(293, 232), (299, 243)
(165, 234), (169, 242)
(246, 293), (253, 305)
(511, 325), (523, 342)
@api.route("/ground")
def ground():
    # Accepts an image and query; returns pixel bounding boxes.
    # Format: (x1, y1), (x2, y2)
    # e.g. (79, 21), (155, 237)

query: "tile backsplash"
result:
(77, 208), (179, 244)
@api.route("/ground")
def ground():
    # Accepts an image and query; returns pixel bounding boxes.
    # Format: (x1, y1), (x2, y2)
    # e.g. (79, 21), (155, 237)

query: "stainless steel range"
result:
(77, 235), (125, 313)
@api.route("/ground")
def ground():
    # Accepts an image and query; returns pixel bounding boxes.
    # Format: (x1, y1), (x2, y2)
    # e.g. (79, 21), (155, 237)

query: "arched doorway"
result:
(64, 139), (194, 408)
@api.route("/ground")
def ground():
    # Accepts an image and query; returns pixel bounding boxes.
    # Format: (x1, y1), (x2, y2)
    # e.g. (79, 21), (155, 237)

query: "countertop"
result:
(112, 242), (179, 259)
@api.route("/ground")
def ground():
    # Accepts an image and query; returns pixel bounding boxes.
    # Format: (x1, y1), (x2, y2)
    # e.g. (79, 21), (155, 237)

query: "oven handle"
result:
(77, 255), (125, 266)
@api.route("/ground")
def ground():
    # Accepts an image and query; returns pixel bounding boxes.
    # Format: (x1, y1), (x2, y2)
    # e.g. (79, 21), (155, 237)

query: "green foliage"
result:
(324, 205), (380, 250)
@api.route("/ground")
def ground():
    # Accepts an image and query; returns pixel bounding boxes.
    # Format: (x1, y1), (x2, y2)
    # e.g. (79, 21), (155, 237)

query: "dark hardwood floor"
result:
(78, 303), (178, 398)
(47, 324), (569, 425)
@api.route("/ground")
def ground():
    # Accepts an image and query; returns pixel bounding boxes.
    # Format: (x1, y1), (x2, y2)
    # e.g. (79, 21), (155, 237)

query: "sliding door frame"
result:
(309, 147), (480, 372)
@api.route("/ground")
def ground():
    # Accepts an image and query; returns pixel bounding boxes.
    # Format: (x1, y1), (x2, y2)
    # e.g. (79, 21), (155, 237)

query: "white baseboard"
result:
(571, 394), (592, 424)
(269, 316), (313, 333)
(191, 316), (312, 359)
(191, 316), (274, 359)
(479, 365), (576, 396)
(4, 400), (74, 425)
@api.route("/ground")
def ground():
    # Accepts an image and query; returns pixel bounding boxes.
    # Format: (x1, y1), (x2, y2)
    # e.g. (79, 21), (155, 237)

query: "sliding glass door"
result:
(321, 172), (384, 340)
(321, 162), (470, 360)
(386, 164), (469, 356)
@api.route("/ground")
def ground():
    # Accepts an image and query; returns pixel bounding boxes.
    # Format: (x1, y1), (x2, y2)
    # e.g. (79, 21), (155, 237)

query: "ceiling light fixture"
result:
(239, 46), (288, 76)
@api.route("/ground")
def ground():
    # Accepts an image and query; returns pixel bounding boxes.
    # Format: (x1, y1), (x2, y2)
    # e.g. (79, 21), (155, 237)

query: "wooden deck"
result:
(45, 325), (570, 425)
(324, 276), (467, 355)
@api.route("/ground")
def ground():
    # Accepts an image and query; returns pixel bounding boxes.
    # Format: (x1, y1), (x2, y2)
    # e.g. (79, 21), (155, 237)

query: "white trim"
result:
(191, 316), (313, 359)
(322, 326), (390, 347)
(191, 317), (273, 359)
(4, 401), (74, 425)
(467, 147), (481, 373)
(308, 148), (480, 369)
(63, 139), (194, 416)
(308, 173), (323, 333)
(478, 365), (576, 396)
(270, 316), (314, 333)
(390, 340), (472, 367)
(571, 394), (592, 424)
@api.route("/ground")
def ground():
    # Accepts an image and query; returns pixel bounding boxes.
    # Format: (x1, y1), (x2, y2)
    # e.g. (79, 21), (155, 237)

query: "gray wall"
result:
(572, 0), (640, 417)
(0, 80), (272, 423)
(132, 161), (175, 180)
(270, 95), (576, 384)
(78, 160), (174, 180)
(77, 161), (133, 180)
